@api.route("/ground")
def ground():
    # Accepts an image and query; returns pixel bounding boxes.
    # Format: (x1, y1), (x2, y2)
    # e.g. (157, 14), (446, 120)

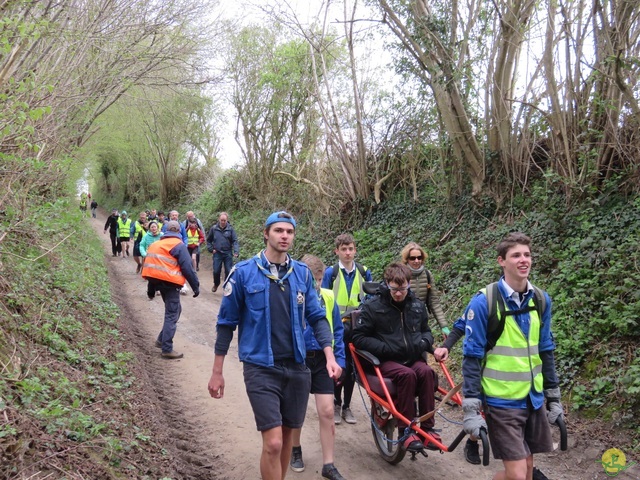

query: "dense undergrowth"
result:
(190, 181), (640, 452)
(0, 199), (178, 479)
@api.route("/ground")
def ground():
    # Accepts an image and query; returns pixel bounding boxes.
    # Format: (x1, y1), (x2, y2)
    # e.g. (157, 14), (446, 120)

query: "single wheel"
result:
(370, 400), (406, 465)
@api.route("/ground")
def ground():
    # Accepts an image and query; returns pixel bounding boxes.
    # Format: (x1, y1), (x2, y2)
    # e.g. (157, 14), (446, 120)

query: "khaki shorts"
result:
(485, 403), (553, 461)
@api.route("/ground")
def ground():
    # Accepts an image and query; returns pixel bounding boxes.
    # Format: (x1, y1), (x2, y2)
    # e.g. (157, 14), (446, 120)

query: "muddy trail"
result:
(91, 210), (634, 480)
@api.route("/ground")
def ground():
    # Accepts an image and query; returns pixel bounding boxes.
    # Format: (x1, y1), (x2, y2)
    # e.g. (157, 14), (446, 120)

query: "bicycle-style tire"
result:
(370, 400), (406, 465)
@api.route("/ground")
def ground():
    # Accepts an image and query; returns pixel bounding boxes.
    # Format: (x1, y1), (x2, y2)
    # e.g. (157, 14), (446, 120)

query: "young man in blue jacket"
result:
(207, 211), (341, 480)
(460, 232), (563, 480)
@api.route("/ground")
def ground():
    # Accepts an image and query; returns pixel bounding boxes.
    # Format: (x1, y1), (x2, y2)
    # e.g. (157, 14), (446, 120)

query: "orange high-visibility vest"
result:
(142, 237), (186, 286)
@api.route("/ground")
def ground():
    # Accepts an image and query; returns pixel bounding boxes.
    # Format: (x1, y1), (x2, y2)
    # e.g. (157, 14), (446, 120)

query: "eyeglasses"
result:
(388, 285), (409, 293)
(277, 212), (293, 219)
(408, 256), (423, 261)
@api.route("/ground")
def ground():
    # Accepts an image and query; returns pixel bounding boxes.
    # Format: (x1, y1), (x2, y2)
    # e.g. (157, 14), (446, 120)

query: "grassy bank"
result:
(0, 199), (179, 478)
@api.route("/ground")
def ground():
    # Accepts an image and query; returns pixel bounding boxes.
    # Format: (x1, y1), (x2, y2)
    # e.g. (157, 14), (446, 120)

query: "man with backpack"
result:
(459, 232), (564, 480)
(321, 233), (372, 425)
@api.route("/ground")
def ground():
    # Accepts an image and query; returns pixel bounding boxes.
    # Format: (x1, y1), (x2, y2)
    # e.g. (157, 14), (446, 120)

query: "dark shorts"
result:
(305, 350), (334, 395)
(119, 237), (130, 243)
(485, 403), (553, 461)
(133, 242), (141, 257)
(243, 360), (311, 431)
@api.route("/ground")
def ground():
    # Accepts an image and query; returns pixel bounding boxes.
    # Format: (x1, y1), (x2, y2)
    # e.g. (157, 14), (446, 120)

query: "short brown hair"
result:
(497, 232), (531, 259)
(384, 263), (411, 285)
(400, 242), (427, 264)
(335, 233), (355, 249)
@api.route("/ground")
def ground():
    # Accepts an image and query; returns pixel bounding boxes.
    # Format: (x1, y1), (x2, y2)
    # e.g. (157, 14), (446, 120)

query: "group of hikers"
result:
(201, 211), (563, 480)
(95, 203), (563, 480)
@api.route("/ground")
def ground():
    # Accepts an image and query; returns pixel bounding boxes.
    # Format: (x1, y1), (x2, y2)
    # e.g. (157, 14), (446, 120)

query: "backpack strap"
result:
(484, 282), (546, 353)
(330, 262), (368, 284)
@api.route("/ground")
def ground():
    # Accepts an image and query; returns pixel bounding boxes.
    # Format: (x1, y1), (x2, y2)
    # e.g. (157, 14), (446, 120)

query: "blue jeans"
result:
(155, 284), (182, 353)
(213, 251), (233, 287)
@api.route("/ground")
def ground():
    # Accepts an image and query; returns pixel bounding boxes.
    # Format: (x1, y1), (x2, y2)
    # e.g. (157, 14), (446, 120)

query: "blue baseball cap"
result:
(265, 211), (296, 229)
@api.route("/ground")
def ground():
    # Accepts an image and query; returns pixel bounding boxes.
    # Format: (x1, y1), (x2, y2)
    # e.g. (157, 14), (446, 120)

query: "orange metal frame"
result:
(350, 343), (454, 452)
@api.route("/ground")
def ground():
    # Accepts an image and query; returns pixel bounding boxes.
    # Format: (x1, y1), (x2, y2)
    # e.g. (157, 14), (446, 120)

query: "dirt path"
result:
(90, 210), (633, 480)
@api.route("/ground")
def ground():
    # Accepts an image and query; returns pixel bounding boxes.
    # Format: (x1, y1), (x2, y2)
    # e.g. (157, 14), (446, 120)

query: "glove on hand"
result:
(193, 291), (200, 298)
(462, 398), (487, 438)
(442, 327), (451, 336)
(544, 387), (563, 424)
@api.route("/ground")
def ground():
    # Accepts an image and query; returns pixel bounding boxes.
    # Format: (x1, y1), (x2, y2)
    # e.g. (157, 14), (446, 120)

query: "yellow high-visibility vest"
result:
(481, 296), (543, 400)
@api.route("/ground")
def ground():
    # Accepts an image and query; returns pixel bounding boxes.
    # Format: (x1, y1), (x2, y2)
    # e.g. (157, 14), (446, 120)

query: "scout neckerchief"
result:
(254, 250), (294, 291)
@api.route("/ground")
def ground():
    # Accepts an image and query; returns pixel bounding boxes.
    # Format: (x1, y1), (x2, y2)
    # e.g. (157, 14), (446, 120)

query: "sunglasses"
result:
(408, 256), (423, 261)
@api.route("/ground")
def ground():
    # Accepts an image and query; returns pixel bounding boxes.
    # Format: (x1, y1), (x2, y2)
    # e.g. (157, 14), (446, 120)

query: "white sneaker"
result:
(342, 407), (357, 424)
(334, 404), (342, 425)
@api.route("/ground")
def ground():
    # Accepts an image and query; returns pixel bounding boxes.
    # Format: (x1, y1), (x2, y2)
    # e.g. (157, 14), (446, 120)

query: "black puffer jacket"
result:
(352, 284), (433, 365)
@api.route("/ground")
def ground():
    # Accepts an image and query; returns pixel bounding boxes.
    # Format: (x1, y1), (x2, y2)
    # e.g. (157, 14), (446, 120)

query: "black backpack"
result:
(484, 282), (547, 353)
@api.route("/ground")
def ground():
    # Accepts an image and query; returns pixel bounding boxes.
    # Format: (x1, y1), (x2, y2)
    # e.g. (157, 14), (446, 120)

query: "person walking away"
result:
(117, 211), (132, 257)
(207, 211), (341, 480)
(290, 254), (347, 480)
(206, 211), (239, 292)
(400, 242), (451, 337)
(351, 263), (440, 452)
(79, 192), (88, 216)
(460, 232), (563, 480)
(104, 209), (120, 257)
(186, 218), (205, 271)
(131, 211), (148, 274)
(90, 199), (98, 218)
(142, 221), (200, 359)
(321, 233), (372, 425)
(184, 211), (205, 271)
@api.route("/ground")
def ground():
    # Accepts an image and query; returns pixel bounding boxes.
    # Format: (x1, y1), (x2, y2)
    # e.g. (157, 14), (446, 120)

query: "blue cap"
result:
(265, 211), (296, 229)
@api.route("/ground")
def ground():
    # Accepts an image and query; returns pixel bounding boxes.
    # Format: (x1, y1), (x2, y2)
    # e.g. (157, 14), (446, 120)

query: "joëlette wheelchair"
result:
(346, 306), (490, 466)
(346, 282), (568, 466)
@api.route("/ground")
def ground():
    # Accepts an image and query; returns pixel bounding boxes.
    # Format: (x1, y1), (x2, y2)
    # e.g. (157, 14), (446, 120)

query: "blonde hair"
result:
(300, 254), (326, 282)
(400, 242), (427, 264)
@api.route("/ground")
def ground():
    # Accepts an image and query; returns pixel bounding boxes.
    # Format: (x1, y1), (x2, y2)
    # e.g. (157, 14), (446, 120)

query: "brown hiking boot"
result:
(161, 351), (184, 359)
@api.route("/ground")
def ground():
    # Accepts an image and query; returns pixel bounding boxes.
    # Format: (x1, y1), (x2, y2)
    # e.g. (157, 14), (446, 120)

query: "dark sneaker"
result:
(532, 467), (550, 480)
(290, 447), (304, 472)
(155, 340), (162, 348)
(321, 463), (346, 480)
(401, 433), (423, 452)
(334, 404), (342, 425)
(341, 407), (357, 424)
(161, 351), (184, 359)
(464, 438), (481, 464)
(211, 285), (218, 293)
(425, 429), (442, 450)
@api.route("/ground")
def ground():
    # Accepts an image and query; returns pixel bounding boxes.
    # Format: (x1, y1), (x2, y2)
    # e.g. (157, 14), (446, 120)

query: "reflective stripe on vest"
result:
(482, 297), (543, 400)
(141, 237), (186, 286)
(187, 228), (199, 246)
(332, 268), (364, 315)
(117, 218), (131, 238)
(320, 288), (335, 348)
